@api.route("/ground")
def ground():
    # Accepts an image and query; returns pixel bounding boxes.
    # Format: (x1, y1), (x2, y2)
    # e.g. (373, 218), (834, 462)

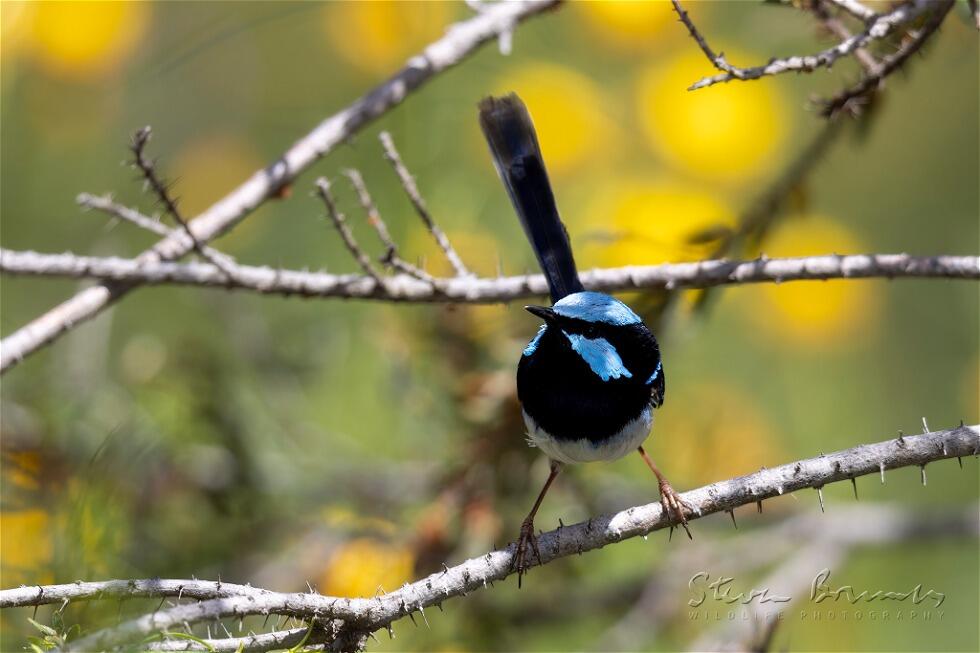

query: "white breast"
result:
(522, 407), (653, 464)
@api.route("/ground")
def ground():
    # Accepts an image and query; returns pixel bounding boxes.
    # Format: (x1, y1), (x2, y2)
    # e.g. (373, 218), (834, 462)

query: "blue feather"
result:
(553, 291), (641, 326)
(645, 360), (662, 385)
(523, 325), (548, 357)
(563, 331), (633, 381)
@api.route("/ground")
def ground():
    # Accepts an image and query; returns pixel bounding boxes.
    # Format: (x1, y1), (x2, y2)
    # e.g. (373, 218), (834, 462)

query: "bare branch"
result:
(825, 0), (878, 23)
(4, 425), (976, 652)
(379, 131), (471, 278)
(128, 127), (239, 281)
(341, 169), (436, 284)
(811, 0), (881, 75)
(3, 249), (976, 302)
(818, 0), (955, 117)
(672, 0), (934, 90)
(76, 194), (238, 270)
(0, 0), (558, 374)
(314, 177), (385, 286)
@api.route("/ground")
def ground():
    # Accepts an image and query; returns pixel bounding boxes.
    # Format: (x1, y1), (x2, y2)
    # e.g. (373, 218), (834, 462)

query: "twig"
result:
(379, 132), (471, 278)
(341, 169), (436, 284)
(2, 249), (976, 302)
(671, 0), (933, 90)
(817, 0), (955, 117)
(314, 177), (385, 286)
(825, 0), (878, 23)
(811, 0), (881, 75)
(76, 193), (238, 269)
(128, 127), (238, 281)
(0, 0), (558, 374)
(4, 424), (975, 652)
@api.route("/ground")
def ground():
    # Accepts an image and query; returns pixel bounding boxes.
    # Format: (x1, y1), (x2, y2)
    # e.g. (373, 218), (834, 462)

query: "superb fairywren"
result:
(478, 94), (691, 583)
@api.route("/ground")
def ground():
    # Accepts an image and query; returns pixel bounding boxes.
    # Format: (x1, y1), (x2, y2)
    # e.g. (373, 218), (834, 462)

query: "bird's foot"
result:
(510, 517), (542, 588)
(659, 478), (693, 540)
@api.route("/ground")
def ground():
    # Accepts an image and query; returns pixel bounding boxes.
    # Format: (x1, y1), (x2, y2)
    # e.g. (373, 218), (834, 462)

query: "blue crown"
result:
(552, 291), (642, 326)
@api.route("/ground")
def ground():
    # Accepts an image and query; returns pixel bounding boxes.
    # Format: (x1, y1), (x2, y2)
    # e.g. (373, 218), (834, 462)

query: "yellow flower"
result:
(494, 63), (615, 176)
(0, 510), (53, 586)
(740, 216), (878, 347)
(636, 50), (788, 182)
(320, 538), (414, 598)
(30, 1), (149, 80)
(170, 133), (265, 249)
(577, 0), (676, 50)
(323, 1), (452, 75)
(576, 177), (735, 268)
(655, 382), (782, 486)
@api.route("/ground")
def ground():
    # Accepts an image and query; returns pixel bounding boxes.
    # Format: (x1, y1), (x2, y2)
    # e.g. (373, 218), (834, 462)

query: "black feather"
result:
(479, 94), (584, 302)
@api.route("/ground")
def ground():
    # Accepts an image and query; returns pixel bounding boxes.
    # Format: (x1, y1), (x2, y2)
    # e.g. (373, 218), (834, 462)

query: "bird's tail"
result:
(478, 93), (584, 303)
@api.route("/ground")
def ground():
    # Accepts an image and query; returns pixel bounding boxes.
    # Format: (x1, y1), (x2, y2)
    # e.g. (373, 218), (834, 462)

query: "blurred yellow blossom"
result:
(494, 63), (615, 176)
(740, 216), (878, 347)
(577, 0), (676, 50)
(636, 50), (787, 182)
(30, 2), (148, 80)
(170, 133), (265, 248)
(0, 509), (53, 586)
(576, 177), (735, 268)
(320, 538), (414, 598)
(655, 382), (783, 486)
(0, 1), (34, 66)
(323, 1), (451, 76)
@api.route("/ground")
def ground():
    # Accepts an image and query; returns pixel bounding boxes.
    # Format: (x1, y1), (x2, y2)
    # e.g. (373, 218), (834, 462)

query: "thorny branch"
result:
(671, 0), (957, 115)
(3, 425), (976, 653)
(2, 249), (976, 302)
(0, 0), (558, 374)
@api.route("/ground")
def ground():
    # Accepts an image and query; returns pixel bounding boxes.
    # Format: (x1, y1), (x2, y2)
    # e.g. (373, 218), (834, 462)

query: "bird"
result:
(478, 93), (691, 585)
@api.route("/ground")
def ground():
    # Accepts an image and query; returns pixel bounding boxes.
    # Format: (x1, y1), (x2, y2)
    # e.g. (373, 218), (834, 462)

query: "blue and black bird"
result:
(478, 94), (691, 582)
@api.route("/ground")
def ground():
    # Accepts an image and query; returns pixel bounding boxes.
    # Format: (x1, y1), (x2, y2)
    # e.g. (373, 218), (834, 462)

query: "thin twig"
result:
(128, 127), (238, 281)
(817, 0), (955, 117)
(671, 0), (933, 90)
(0, 0), (558, 374)
(379, 132), (471, 278)
(825, 0), (878, 23)
(4, 425), (975, 653)
(2, 249), (976, 302)
(314, 177), (385, 286)
(342, 169), (436, 284)
(811, 0), (881, 75)
(76, 193), (238, 269)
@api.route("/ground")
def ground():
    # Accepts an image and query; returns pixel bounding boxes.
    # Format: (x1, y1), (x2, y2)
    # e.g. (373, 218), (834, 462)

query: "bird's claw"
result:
(510, 517), (541, 587)
(659, 479), (693, 540)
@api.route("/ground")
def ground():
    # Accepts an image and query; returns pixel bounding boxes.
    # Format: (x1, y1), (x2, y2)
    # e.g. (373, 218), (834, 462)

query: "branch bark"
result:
(2, 250), (976, 303)
(0, 0), (558, 374)
(4, 424), (976, 652)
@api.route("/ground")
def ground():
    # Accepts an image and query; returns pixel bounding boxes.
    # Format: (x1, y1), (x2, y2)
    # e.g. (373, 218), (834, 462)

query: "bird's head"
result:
(525, 291), (642, 337)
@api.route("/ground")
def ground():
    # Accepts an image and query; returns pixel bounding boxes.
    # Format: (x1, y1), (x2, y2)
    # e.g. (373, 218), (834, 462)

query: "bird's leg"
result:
(511, 459), (561, 587)
(637, 446), (692, 540)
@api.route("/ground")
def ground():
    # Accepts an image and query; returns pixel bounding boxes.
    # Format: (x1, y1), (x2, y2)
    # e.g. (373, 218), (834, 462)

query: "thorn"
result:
(896, 430), (906, 445)
(441, 563), (450, 575)
(408, 611), (418, 627)
(816, 486), (825, 513)
(668, 526), (675, 542)
(418, 605), (430, 629)
(387, 624), (394, 639)
(880, 461), (886, 484)
(851, 477), (859, 501)
(920, 464), (927, 486)
(921, 416), (930, 433)
(727, 509), (738, 529)
(756, 500), (763, 514)
(958, 456), (963, 468)
(436, 602), (444, 612)
(368, 632), (380, 644)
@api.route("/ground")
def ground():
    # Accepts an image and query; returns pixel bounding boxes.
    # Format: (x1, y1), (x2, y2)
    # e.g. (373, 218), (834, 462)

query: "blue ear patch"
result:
(523, 325), (548, 357)
(563, 331), (633, 381)
(645, 361), (662, 385)
(553, 291), (642, 326)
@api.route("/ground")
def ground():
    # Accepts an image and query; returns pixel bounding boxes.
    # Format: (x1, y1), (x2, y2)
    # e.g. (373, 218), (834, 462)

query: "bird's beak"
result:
(524, 305), (556, 322)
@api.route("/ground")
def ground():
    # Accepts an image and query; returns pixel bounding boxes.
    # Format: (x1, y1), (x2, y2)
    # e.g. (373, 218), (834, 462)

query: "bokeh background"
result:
(1, 1), (977, 651)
